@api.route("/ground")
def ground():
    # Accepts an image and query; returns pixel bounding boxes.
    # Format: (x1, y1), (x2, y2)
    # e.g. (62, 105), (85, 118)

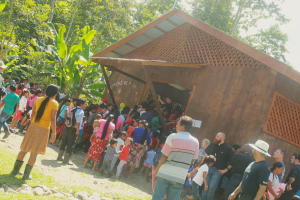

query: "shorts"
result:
(144, 162), (152, 168)
(14, 110), (23, 120)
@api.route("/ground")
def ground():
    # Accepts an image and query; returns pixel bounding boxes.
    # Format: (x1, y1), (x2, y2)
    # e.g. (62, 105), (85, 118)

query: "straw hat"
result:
(0, 60), (7, 69)
(249, 139), (271, 157)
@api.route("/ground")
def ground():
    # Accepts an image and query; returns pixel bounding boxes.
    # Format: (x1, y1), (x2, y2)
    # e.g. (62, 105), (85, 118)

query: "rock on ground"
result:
(34, 187), (44, 195)
(20, 189), (34, 195)
(75, 191), (90, 200)
(1, 184), (17, 193)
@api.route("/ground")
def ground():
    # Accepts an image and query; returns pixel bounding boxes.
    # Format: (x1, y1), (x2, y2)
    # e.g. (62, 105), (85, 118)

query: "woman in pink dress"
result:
(83, 115), (115, 171)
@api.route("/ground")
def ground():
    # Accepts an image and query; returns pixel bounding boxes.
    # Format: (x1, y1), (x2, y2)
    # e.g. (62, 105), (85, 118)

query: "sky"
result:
(179, 0), (300, 70)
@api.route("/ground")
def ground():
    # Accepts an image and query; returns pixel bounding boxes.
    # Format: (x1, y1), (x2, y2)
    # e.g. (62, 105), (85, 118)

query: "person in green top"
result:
(151, 109), (162, 132)
(1, 85), (20, 139)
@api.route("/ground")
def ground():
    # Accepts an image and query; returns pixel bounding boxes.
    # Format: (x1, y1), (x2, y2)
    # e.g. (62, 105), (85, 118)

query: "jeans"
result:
(116, 160), (127, 177)
(59, 127), (77, 154)
(110, 156), (119, 171)
(201, 167), (223, 200)
(152, 177), (184, 200)
(192, 181), (200, 200)
(238, 193), (256, 200)
(225, 174), (243, 200)
(0, 111), (11, 134)
(100, 159), (112, 173)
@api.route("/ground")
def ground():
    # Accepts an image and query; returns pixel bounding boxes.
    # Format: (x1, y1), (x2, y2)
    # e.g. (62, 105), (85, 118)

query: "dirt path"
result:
(0, 132), (152, 199)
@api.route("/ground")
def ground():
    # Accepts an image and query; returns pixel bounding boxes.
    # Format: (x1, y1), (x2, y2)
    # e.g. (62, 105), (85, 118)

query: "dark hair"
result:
(4, 77), (10, 80)
(173, 106), (182, 119)
(35, 82), (39, 85)
(113, 110), (120, 128)
(146, 106), (154, 112)
(179, 116), (193, 132)
(132, 112), (140, 119)
(152, 131), (160, 139)
(271, 162), (283, 172)
(277, 148), (286, 158)
(29, 83), (34, 88)
(100, 104), (108, 109)
(77, 98), (86, 106)
(102, 115), (114, 140)
(113, 130), (120, 138)
(126, 137), (133, 145)
(129, 105), (139, 118)
(232, 145), (241, 151)
(9, 85), (17, 92)
(149, 146), (155, 151)
(120, 131), (128, 137)
(139, 120), (149, 144)
(17, 83), (25, 90)
(57, 98), (71, 117)
(202, 155), (216, 167)
(293, 153), (300, 162)
(34, 89), (42, 95)
(141, 101), (147, 109)
(34, 85), (58, 122)
(20, 90), (29, 98)
(159, 140), (165, 145)
(193, 160), (201, 167)
(29, 88), (35, 94)
(112, 104), (118, 112)
(110, 138), (118, 146)
(15, 77), (20, 82)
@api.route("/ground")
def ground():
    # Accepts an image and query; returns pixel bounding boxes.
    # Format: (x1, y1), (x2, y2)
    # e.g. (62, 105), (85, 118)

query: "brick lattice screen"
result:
(264, 92), (300, 147)
(123, 23), (269, 69)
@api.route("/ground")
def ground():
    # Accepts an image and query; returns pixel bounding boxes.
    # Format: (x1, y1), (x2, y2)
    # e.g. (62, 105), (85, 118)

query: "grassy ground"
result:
(0, 148), (150, 200)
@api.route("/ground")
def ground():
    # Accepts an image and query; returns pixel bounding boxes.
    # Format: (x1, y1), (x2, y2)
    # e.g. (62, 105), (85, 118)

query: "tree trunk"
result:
(0, 0), (15, 59)
(75, 74), (86, 98)
(65, 0), (81, 43)
(48, 0), (56, 22)
(230, 2), (244, 36)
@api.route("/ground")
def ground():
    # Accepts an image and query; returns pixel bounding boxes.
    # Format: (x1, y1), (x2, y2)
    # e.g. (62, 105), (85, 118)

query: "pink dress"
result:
(115, 118), (123, 131)
(96, 119), (115, 140)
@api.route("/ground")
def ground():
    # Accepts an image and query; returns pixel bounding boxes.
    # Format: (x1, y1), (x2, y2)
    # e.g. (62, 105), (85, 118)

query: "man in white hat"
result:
(229, 139), (271, 200)
(0, 60), (7, 88)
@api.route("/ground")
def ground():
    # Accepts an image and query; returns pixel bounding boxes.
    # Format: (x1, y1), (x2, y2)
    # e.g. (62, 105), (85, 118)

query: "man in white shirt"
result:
(58, 98), (86, 165)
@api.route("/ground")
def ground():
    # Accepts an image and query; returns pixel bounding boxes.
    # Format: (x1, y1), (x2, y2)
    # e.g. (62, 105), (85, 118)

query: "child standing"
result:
(185, 161), (201, 196)
(110, 131), (127, 172)
(138, 147), (156, 177)
(116, 138), (133, 179)
(99, 139), (119, 178)
(151, 140), (165, 184)
(184, 155), (216, 200)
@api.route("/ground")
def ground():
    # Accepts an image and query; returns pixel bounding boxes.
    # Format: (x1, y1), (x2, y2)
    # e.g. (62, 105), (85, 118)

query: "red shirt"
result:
(119, 146), (130, 161)
(151, 138), (158, 147)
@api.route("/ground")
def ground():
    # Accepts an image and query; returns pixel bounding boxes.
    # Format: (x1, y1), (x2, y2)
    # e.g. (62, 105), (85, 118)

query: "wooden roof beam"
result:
(154, 26), (167, 34)
(105, 65), (146, 84)
(166, 19), (179, 27)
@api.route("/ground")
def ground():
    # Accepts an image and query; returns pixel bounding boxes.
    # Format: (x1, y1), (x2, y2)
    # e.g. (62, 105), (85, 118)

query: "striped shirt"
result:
(157, 131), (199, 184)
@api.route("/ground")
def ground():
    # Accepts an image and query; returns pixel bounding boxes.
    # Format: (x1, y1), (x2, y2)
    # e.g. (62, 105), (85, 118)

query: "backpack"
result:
(65, 107), (78, 128)
(140, 112), (152, 129)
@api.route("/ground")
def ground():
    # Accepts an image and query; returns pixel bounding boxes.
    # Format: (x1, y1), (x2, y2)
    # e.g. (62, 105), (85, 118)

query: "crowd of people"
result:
(1, 59), (300, 200)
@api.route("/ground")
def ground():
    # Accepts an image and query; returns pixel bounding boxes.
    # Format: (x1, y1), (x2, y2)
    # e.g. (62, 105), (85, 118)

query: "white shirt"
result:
(103, 110), (109, 118)
(59, 93), (66, 99)
(114, 137), (124, 157)
(193, 164), (209, 186)
(269, 172), (279, 187)
(25, 83), (30, 89)
(19, 96), (27, 112)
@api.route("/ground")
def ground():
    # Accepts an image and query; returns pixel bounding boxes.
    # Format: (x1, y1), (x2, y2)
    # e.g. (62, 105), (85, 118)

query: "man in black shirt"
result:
(279, 153), (300, 200)
(200, 132), (234, 200)
(229, 140), (271, 200)
(225, 144), (254, 200)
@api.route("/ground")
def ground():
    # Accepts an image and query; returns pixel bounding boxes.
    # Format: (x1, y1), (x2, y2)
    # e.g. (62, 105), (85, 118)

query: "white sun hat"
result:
(0, 60), (7, 69)
(249, 139), (271, 157)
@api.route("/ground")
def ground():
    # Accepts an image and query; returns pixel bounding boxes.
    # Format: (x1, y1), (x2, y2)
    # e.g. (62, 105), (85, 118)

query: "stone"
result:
(50, 188), (59, 194)
(53, 187), (59, 191)
(37, 185), (50, 192)
(91, 193), (100, 198)
(93, 181), (97, 185)
(20, 189), (33, 195)
(49, 193), (65, 198)
(88, 196), (100, 200)
(43, 191), (52, 195)
(0, 187), (4, 192)
(69, 198), (80, 200)
(100, 198), (113, 200)
(34, 187), (44, 195)
(2, 184), (17, 193)
(62, 192), (73, 197)
(75, 191), (90, 200)
(69, 189), (74, 194)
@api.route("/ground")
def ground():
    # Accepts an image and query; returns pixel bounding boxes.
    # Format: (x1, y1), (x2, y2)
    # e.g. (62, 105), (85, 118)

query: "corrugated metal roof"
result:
(94, 14), (187, 58)
(127, 35), (153, 48)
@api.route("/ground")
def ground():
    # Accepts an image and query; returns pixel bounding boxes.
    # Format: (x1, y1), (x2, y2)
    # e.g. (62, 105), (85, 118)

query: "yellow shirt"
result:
(69, 102), (74, 108)
(32, 97), (59, 129)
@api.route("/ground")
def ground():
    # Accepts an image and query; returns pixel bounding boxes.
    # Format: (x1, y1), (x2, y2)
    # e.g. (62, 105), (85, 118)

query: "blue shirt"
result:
(131, 127), (151, 145)
(59, 104), (68, 119)
(2, 93), (20, 115)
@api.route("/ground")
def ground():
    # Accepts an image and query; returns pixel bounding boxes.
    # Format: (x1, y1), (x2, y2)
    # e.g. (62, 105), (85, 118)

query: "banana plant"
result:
(31, 23), (105, 98)
(0, 0), (6, 12)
